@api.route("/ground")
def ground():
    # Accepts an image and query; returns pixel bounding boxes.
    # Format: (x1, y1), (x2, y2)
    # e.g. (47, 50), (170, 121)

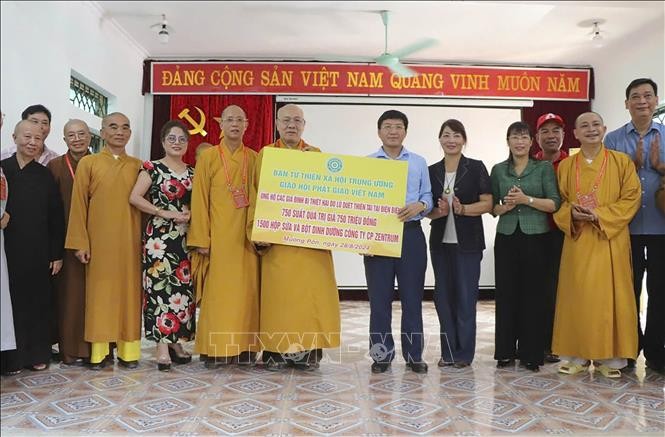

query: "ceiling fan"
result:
(150, 14), (174, 44)
(372, 10), (438, 77)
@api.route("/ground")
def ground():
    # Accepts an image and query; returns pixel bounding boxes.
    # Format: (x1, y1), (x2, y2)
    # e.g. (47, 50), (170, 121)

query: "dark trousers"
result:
(543, 229), (563, 353)
(631, 234), (665, 365)
(364, 223), (427, 363)
(431, 245), (482, 364)
(494, 227), (547, 365)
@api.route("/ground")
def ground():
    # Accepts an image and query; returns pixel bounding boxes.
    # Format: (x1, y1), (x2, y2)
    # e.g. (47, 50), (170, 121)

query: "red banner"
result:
(152, 62), (590, 101)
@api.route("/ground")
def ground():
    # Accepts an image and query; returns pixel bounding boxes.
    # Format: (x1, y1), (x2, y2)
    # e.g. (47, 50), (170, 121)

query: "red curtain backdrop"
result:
(163, 95), (274, 165)
(522, 100), (592, 155)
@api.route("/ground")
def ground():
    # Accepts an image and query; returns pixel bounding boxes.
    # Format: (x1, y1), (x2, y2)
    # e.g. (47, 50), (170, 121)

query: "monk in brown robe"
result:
(47, 119), (92, 366)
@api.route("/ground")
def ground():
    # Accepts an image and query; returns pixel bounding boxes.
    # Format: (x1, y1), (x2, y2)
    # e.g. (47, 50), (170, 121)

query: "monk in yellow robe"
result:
(65, 113), (142, 370)
(188, 105), (260, 368)
(248, 104), (340, 371)
(553, 112), (641, 378)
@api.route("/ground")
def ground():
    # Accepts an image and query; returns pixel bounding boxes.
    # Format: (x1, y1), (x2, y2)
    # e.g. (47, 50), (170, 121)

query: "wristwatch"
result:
(420, 201), (427, 212)
(528, 197), (534, 205)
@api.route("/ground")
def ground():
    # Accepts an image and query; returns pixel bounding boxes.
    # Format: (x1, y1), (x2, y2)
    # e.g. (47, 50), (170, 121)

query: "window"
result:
(90, 132), (103, 153)
(69, 76), (108, 117)
(654, 102), (665, 124)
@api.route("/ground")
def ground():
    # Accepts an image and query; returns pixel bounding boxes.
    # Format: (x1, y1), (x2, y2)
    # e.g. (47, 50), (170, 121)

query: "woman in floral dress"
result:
(130, 120), (195, 371)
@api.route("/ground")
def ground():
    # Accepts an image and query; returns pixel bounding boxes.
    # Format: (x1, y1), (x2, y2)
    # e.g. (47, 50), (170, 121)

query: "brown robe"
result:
(47, 152), (90, 361)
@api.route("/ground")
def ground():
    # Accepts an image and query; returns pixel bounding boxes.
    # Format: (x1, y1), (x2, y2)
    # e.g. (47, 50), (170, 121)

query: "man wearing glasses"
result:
(188, 105), (261, 369)
(248, 104), (341, 371)
(47, 120), (92, 367)
(605, 78), (665, 374)
(365, 110), (432, 374)
(66, 112), (143, 370)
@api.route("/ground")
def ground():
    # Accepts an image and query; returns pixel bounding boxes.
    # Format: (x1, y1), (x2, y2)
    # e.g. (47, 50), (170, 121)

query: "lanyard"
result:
(275, 139), (306, 150)
(64, 153), (76, 179)
(575, 150), (608, 197)
(217, 143), (248, 191)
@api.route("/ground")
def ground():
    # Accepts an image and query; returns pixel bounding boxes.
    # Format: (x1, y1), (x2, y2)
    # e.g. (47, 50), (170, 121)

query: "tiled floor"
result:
(1, 300), (663, 435)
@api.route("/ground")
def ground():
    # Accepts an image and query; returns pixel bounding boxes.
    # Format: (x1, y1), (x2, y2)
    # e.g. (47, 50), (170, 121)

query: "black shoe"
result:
(371, 362), (390, 373)
(51, 348), (61, 363)
(523, 362), (540, 372)
(88, 360), (108, 371)
(438, 358), (454, 367)
(496, 359), (515, 368)
(406, 361), (428, 374)
(117, 358), (139, 369)
(204, 357), (221, 370)
(157, 361), (171, 372)
(62, 358), (86, 367)
(168, 346), (192, 365)
(544, 354), (560, 363)
(453, 361), (470, 369)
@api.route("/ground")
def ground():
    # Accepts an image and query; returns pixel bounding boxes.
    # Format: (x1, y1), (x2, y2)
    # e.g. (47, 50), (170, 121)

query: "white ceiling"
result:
(95, 1), (664, 67)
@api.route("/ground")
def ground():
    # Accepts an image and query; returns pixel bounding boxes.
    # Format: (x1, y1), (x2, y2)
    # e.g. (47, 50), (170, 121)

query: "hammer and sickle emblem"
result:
(178, 106), (207, 137)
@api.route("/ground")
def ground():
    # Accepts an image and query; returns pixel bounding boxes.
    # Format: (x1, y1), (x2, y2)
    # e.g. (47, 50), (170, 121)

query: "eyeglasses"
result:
(278, 117), (305, 126)
(221, 117), (248, 124)
(66, 132), (89, 140)
(628, 93), (655, 102)
(165, 135), (187, 144)
(381, 124), (405, 131)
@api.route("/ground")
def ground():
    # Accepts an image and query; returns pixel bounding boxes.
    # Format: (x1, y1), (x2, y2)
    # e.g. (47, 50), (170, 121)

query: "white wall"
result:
(0, 1), (146, 157)
(589, 14), (665, 131)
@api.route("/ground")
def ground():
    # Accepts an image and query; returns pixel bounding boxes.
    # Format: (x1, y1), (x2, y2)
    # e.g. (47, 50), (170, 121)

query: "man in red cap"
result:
(534, 113), (568, 364)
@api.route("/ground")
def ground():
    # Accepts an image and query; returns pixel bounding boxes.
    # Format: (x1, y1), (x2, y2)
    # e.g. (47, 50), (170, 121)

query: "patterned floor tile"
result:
(51, 394), (114, 415)
(456, 396), (522, 417)
(1, 301), (663, 435)
(224, 378), (282, 395)
(115, 415), (187, 435)
(464, 414), (541, 433)
(509, 375), (565, 391)
(552, 413), (625, 431)
(1, 391), (37, 410)
(16, 373), (71, 388)
(153, 376), (210, 393)
(536, 393), (599, 415)
(211, 398), (277, 419)
(612, 392), (665, 414)
(85, 375), (140, 391)
(130, 396), (194, 417)
(375, 412), (453, 435)
(441, 377), (495, 393)
(375, 398), (442, 419)
(200, 416), (274, 435)
(292, 399), (360, 420)
(296, 380), (355, 395)
(28, 414), (100, 431)
(368, 379), (425, 394)
(289, 418), (363, 436)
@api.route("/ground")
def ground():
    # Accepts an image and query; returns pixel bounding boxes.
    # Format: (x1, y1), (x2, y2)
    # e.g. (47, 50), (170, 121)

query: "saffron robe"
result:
(248, 142), (341, 353)
(188, 142), (260, 357)
(65, 148), (142, 342)
(552, 146), (640, 359)
(48, 152), (90, 359)
(0, 157), (64, 368)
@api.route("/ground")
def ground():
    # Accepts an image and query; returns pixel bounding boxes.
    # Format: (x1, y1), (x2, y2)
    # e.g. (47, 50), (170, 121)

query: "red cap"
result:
(536, 113), (565, 131)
